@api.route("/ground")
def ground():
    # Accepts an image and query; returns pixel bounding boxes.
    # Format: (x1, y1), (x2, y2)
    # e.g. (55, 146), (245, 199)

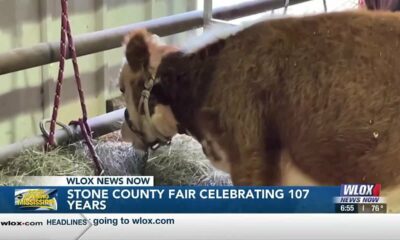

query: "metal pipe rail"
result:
(0, 0), (311, 75)
(0, 109), (125, 163)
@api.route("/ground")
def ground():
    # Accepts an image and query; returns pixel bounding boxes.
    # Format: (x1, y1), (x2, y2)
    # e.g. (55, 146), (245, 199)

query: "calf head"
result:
(118, 29), (179, 150)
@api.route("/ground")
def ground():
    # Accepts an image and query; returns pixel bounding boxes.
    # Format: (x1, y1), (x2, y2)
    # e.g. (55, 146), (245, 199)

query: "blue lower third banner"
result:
(0, 186), (341, 213)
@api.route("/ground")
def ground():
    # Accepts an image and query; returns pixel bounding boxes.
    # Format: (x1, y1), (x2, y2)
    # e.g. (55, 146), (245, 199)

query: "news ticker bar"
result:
(3, 186), (343, 213)
(0, 179), (392, 214)
(335, 203), (387, 214)
(1, 186), (392, 214)
(0, 214), (399, 240)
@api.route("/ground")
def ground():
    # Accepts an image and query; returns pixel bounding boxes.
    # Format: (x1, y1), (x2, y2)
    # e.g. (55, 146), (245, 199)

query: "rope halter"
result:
(132, 74), (172, 150)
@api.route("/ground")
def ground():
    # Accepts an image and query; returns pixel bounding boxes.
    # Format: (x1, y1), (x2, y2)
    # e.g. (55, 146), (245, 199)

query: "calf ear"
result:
(124, 29), (150, 72)
(124, 29), (179, 74)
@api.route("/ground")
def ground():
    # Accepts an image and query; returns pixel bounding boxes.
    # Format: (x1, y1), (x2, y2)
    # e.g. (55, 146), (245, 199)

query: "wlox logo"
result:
(1, 221), (43, 227)
(340, 184), (381, 196)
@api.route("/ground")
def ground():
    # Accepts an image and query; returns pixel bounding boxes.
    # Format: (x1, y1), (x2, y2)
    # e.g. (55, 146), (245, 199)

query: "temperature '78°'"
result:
(372, 204), (382, 212)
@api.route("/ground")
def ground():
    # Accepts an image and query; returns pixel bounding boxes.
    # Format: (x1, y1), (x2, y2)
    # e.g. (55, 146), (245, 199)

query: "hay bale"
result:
(0, 147), (94, 186)
(0, 131), (145, 185)
(145, 134), (232, 186)
(0, 132), (232, 186)
(72, 140), (146, 176)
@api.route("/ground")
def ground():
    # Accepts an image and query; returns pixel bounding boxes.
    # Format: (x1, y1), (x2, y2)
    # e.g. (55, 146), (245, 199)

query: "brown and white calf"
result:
(118, 11), (400, 211)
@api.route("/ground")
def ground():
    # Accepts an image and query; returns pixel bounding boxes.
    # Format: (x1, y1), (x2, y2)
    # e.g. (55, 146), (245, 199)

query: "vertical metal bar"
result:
(203, 0), (213, 27)
(283, 0), (290, 14)
(323, 0), (327, 12)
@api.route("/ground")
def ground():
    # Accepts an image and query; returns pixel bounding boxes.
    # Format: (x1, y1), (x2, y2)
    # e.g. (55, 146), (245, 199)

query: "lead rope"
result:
(46, 0), (103, 175)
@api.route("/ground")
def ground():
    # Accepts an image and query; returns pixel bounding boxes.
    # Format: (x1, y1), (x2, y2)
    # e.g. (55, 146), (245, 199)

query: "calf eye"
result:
(120, 87), (125, 93)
